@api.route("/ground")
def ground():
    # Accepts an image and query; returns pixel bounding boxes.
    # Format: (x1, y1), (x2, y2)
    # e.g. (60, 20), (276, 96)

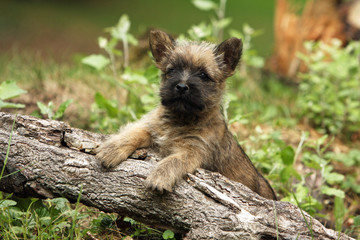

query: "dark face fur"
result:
(159, 56), (218, 118)
(149, 30), (243, 120)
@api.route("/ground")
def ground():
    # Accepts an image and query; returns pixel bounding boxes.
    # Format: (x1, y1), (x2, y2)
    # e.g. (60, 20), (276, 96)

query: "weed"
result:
(190, 0), (230, 41)
(0, 80), (27, 109)
(293, 192), (314, 240)
(243, 125), (357, 234)
(162, 229), (175, 240)
(273, 201), (279, 240)
(34, 99), (73, 120)
(297, 40), (360, 137)
(81, 15), (159, 132)
(0, 115), (16, 182)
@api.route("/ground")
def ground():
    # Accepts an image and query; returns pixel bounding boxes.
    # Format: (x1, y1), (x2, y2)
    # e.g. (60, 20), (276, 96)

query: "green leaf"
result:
(281, 146), (295, 165)
(112, 49), (123, 57)
(280, 165), (301, 183)
(39, 216), (51, 226)
(98, 37), (108, 49)
(247, 55), (264, 68)
(48, 198), (69, 212)
(37, 101), (49, 114)
(54, 99), (73, 120)
(94, 92), (119, 118)
(217, 17), (232, 29)
(110, 14), (131, 39)
(11, 226), (23, 234)
(82, 54), (110, 71)
(126, 33), (138, 46)
(302, 153), (322, 170)
(341, 175), (360, 193)
(141, 94), (156, 105)
(228, 29), (244, 39)
(0, 80), (27, 100)
(316, 134), (328, 146)
(279, 165), (292, 183)
(40, 232), (49, 238)
(37, 101), (54, 119)
(122, 70), (148, 84)
(334, 196), (345, 231)
(54, 221), (70, 230)
(162, 229), (175, 239)
(324, 172), (344, 184)
(123, 217), (136, 225)
(144, 65), (161, 83)
(192, 0), (218, 11)
(8, 207), (25, 219)
(117, 14), (130, 34)
(0, 100), (25, 109)
(354, 215), (360, 226)
(188, 22), (212, 40)
(321, 186), (345, 198)
(243, 23), (255, 36)
(99, 215), (114, 228)
(0, 199), (17, 208)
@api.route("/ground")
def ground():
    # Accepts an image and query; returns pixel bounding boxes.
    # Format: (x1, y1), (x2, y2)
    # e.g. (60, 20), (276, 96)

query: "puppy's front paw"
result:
(144, 169), (176, 193)
(96, 142), (131, 168)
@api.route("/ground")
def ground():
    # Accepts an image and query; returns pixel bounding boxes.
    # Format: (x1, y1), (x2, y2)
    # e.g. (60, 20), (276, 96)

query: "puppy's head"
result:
(149, 30), (242, 119)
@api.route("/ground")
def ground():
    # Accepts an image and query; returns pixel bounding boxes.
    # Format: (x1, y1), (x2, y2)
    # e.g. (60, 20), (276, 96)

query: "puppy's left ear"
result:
(149, 30), (175, 64)
(215, 37), (243, 75)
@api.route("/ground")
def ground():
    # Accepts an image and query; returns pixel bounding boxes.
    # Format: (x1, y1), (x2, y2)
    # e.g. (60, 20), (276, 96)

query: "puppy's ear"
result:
(215, 37), (243, 75)
(149, 30), (175, 64)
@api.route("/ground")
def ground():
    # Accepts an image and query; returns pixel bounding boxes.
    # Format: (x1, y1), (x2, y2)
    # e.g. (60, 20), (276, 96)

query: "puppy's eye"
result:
(199, 71), (211, 81)
(165, 68), (175, 76)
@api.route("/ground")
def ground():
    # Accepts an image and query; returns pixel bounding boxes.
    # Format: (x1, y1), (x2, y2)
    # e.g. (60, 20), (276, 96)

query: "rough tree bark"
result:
(0, 112), (354, 240)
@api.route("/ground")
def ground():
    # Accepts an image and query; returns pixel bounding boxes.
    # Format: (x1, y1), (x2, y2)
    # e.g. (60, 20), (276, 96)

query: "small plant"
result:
(0, 80), (27, 109)
(297, 40), (360, 136)
(89, 65), (159, 132)
(229, 24), (264, 70)
(190, 0), (264, 70)
(302, 135), (345, 199)
(92, 216), (173, 239)
(36, 99), (73, 120)
(82, 15), (159, 132)
(0, 195), (91, 239)
(190, 0), (230, 41)
(345, 215), (360, 239)
(326, 149), (360, 195)
(82, 14), (138, 74)
(163, 229), (175, 240)
(245, 128), (348, 220)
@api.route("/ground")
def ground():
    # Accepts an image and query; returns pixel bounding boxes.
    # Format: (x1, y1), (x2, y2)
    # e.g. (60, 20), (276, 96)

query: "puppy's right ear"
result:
(215, 37), (242, 76)
(149, 30), (175, 64)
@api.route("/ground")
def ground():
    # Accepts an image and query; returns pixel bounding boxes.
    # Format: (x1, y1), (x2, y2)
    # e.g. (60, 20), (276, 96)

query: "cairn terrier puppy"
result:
(96, 30), (277, 200)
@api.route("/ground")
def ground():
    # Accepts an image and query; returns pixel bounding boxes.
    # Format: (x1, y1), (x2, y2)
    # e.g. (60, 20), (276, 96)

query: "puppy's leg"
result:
(145, 149), (204, 192)
(97, 121), (151, 168)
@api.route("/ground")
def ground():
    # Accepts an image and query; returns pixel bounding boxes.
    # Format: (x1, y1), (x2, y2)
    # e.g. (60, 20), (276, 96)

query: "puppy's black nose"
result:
(175, 83), (189, 94)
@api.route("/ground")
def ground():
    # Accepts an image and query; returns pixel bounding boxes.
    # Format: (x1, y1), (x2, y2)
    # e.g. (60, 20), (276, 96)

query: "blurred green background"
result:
(0, 0), (275, 60)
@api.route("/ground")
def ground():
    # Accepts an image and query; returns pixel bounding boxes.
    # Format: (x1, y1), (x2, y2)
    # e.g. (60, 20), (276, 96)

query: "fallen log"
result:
(0, 112), (354, 239)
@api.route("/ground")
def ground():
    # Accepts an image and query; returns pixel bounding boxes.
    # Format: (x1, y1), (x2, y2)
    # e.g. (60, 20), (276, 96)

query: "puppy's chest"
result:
(148, 123), (199, 155)
(152, 125), (183, 143)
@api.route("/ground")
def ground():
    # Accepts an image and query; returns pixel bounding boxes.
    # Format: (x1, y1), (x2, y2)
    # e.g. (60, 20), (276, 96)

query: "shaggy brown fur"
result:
(96, 30), (277, 200)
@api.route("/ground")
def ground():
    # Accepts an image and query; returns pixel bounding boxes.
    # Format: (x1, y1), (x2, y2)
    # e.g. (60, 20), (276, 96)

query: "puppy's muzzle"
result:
(175, 83), (189, 94)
